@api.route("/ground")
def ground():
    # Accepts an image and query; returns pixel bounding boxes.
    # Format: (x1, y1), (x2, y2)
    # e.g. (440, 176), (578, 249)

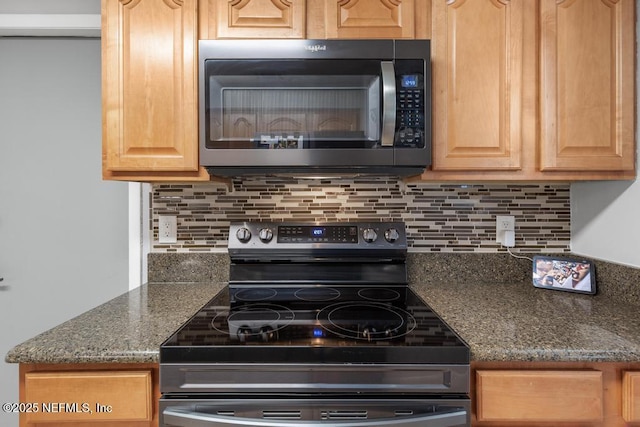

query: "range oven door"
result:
(160, 397), (470, 427)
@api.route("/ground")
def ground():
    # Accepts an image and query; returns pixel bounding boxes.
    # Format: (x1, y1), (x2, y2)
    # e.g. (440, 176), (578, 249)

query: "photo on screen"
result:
(532, 256), (596, 295)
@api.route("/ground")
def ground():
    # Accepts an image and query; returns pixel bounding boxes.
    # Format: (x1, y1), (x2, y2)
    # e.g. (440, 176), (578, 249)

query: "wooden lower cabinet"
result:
(19, 363), (159, 427)
(472, 361), (640, 426)
(476, 370), (603, 422)
(623, 371), (640, 423)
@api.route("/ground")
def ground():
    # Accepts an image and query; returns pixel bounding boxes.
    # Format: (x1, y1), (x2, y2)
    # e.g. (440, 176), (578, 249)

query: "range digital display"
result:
(278, 226), (358, 243)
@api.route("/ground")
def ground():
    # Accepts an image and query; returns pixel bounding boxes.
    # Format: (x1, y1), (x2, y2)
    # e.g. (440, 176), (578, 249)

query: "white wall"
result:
(0, 0), (99, 14)
(570, 8), (640, 268)
(0, 37), (129, 425)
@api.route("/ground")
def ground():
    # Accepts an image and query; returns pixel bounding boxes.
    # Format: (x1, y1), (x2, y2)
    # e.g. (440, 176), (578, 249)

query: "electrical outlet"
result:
(159, 215), (177, 244)
(496, 215), (515, 247)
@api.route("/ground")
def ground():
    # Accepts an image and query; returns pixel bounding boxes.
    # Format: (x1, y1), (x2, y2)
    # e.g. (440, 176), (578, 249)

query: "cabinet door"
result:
(24, 371), (152, 424)
(102, 0), (201, 177)
(205, 0), (306, 39)
(476, 370), (603, 422)
(309, 0), (418, 39)
(540, 0), (635, 171)
(623, 371), (640, 423)
(431, 0), (525, 171)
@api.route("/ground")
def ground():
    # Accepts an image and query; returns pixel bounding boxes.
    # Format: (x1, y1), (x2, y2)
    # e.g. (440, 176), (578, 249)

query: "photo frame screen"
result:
(532, 256), (596, 295)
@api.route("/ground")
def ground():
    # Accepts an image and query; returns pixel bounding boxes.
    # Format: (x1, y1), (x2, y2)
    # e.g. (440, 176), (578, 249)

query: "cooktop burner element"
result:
(319, 301), (416, 341)
(224, 303), (295, 342)
(358, 287), (401, 302)
(234, 287), (277, 301)
(294, 287), (341, 301)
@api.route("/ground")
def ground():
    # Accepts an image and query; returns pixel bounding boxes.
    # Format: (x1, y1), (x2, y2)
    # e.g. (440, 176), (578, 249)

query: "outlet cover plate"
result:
(159, 215), (177, 244)
(496, 215), (515, 245)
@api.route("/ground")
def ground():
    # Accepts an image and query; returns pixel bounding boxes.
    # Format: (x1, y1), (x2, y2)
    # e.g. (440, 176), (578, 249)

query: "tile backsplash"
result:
(151, 178), (570, 253)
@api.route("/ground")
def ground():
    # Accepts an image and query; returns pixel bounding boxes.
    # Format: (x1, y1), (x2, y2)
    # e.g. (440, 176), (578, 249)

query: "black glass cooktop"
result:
(160, 286), (469, 365)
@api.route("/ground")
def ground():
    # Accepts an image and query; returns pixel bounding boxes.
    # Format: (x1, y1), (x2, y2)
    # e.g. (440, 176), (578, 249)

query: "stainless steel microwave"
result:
(199, 39), (431, 177)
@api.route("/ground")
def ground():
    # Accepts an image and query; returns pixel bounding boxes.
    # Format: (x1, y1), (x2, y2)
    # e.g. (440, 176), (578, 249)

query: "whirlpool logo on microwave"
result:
(304, 44), (327, 52)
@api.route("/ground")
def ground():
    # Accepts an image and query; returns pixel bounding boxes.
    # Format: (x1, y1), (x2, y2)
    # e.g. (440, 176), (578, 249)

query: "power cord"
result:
(506, 246), (533, 262)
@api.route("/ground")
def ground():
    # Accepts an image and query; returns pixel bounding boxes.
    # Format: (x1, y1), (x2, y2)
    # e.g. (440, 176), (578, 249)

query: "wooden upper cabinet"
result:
(540, 0), (635, 172)
(312, 0), (418, 39)
(422, 0), (635, 180)
(102, 0), (208, 181)
(201, 0), (426, 40)
(430, 0), (525, 171)
(202, 0), (306, 39)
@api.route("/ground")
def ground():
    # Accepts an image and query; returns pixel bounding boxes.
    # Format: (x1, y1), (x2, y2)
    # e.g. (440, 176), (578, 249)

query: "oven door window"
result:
(205, 60), (384, 150)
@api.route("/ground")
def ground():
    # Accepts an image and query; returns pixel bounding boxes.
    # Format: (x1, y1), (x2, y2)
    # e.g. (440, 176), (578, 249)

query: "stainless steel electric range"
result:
(160, 222), (470, 427)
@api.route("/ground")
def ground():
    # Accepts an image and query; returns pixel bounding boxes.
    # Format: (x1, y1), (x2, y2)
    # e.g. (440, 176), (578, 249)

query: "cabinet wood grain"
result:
(19, 363), (159, 427)
(430, 0), (525, 171)
(204, 0), (306, 39)
(476, 369), (603, 422)
(102, 0), (207, 181)
(24, 371), (152, 423)
(539, 0), (635, 172)
(623, 371), (640, 422)
(321, 0), (417, 39)
(421, 0), (636, 181)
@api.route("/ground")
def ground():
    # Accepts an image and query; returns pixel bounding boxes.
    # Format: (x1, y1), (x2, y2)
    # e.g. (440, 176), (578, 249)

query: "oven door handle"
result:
(163, 407), (468, 427)
(380, 61), (396, 147)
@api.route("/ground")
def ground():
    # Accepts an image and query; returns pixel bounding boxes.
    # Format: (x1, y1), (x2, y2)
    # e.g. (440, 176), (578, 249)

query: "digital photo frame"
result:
(532, 255), (596, 295)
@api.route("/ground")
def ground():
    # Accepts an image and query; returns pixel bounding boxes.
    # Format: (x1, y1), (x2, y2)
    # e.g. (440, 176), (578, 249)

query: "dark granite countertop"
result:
(6, 281), (640, 365)
(413, 282), (640, 363)
(5, 283), (224, 364)
(5, 253), (640, 364)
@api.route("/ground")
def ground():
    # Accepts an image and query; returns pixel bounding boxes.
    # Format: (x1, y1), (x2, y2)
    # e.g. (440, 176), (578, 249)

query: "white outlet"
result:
(159, 215), (177, 244)
(496, 215), (515, 247)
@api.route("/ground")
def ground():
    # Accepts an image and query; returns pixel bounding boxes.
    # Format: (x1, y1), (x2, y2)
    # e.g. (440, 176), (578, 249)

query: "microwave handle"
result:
(380, 61), (397, 147)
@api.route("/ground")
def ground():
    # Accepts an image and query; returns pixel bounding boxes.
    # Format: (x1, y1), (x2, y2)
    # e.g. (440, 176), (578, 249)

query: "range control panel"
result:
(228, 222), (407, 260)
(278, 225), (358, 244)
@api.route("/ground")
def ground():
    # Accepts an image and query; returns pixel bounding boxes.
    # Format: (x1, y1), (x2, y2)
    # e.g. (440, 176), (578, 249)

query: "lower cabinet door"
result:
(476, 370), (603, 422)
(24, 370), (152, 424)
(623, 371), (640, 422)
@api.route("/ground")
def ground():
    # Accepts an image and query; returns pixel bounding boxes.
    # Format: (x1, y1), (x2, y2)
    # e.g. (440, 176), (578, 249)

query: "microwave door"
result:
(204, 60), (386, 151)
(380, 61), (397, 147)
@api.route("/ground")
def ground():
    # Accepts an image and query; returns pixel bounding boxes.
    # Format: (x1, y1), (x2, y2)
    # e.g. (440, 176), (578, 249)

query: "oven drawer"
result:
(160, 397), (470, 427)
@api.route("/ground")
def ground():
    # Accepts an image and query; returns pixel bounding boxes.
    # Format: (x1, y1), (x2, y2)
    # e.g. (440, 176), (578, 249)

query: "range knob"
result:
(236, 227), (252, 243)
(236, 326), (251, 343)
(259, 228), (274, 243)
(362, 326), (377, 342)
(383, 326), (396, 338)
(362, 228), (378, 243)
(260, 326), (275, 342)
(384, 228), (400, 243)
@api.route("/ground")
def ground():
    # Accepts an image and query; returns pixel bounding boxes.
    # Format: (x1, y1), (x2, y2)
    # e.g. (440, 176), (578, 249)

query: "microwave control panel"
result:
(395, 60), (425, 148)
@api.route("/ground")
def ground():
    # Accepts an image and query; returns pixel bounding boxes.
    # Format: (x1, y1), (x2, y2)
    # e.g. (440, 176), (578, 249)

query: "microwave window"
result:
(205, 61), (382, 150)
